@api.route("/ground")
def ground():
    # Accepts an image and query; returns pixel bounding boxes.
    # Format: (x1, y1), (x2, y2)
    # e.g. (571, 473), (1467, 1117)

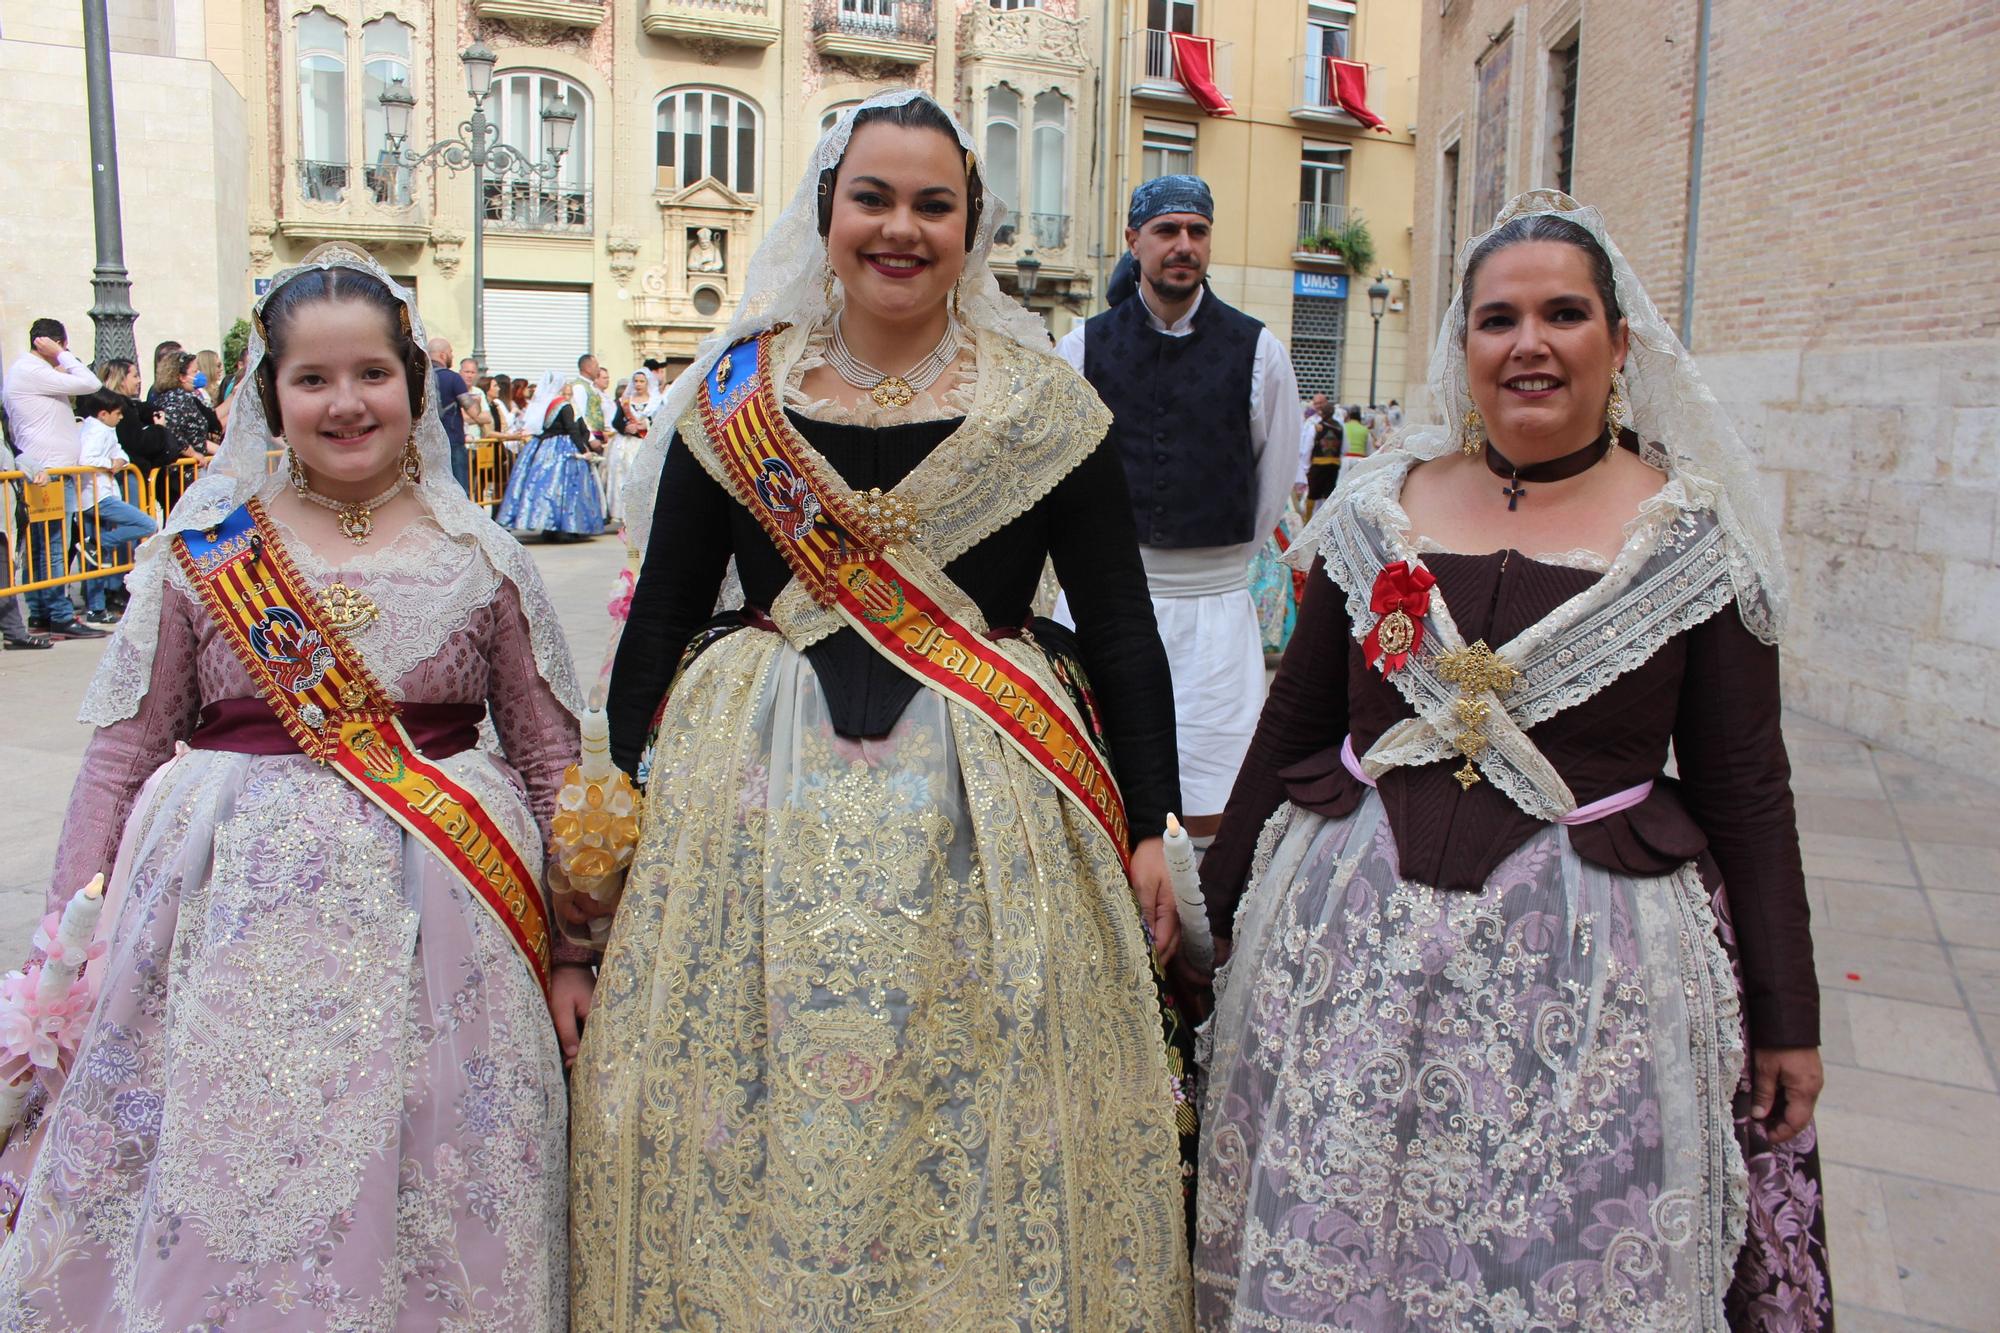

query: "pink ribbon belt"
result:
(1340, 734), (1654, 825)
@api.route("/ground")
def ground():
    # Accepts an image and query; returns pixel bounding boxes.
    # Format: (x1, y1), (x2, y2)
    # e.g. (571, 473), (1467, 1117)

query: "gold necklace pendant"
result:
(321, 581), (380, 633)
(336, 505), (373, 545)
(870, 376), (915, 410)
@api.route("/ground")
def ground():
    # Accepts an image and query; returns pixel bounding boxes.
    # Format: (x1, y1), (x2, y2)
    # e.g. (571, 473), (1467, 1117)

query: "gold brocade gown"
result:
(567, 330), (1193, 1332)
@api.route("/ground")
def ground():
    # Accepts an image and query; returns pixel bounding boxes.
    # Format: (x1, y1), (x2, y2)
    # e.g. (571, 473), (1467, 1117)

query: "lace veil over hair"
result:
(79, 244), (585, 723)
(620, 88), (1053, 556)
(1336, 188), (1789, 643)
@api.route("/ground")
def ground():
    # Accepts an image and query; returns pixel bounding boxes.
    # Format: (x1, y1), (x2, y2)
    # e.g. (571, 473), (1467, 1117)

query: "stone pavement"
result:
(2, 537), (1998, 1328)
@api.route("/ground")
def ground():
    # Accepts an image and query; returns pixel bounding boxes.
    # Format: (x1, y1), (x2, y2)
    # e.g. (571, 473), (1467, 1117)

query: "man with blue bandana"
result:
(1056, 174), (1300, 844)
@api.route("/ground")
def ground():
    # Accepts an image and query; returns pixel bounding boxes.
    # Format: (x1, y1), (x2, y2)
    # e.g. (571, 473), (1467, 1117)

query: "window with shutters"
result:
(486, 71), (592, 233)
(657, 88), (761, 196)
(1547, 33), (1579, 195)
(296, 8), (348, 202)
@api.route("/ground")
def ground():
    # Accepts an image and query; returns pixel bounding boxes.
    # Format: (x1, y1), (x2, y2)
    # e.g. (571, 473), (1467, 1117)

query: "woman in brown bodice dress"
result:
(1194, 191), (1831, 1331)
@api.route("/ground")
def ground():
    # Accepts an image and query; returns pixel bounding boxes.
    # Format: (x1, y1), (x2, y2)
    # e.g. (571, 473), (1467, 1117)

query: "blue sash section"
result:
(177, 503), (259, 575)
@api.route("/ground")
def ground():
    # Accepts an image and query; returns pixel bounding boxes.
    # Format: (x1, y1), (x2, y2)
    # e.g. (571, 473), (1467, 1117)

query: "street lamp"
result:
(379, 46), (577, 372)
(1366, 275), (1391, 410)
(1015, 248), (1042, 306)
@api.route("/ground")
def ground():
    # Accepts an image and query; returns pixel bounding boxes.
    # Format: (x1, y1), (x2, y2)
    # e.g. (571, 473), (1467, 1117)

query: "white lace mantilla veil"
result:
(78, 243), (585, 724)
(620, 87), (1055, 556)
(1317, 188), (1790, 644)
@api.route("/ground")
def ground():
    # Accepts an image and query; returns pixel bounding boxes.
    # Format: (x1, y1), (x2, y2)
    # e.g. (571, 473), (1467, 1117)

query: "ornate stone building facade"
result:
(223, 0), (1109, 380)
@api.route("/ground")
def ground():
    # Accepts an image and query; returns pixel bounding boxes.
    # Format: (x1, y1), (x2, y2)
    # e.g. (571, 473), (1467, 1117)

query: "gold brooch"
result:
(1375, 610), (1416, 658)
(869, 376), (916, 410)
(851, 487), (920, 548)
(1433, 641), (1520, 789)
(320, 582), (381, 634)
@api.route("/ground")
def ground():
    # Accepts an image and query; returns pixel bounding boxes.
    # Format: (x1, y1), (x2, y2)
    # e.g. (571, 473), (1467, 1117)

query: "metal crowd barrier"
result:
(4, 444), (507, 601)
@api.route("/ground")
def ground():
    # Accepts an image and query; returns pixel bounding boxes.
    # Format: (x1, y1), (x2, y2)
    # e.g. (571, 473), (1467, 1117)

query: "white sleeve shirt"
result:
(77, 416), (130, 504)
(1, 350), (99, 469)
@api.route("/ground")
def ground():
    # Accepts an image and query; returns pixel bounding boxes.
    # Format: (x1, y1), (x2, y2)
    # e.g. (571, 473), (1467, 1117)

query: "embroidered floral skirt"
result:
(569, 630), (1193, 1331)
(1197, 794), (1831, 1332)
(497, 431), (605, 536)
(0, 750), (568, 1330)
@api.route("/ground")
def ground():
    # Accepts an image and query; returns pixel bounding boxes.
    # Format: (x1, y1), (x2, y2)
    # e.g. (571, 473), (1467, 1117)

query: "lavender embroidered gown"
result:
(1195, 460), (1831, 1331)
(0, 516), (577, 1330)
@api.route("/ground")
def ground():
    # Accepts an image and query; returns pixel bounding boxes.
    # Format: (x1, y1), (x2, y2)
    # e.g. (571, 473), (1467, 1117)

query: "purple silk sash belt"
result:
(189, 697), (484, 760)
(1340, 733), (1654, 825)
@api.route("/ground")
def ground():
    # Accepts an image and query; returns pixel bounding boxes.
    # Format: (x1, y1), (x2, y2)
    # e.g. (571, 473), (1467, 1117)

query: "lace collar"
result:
(677, 323), (1109, 648)
(1308, 452), (1744, 820)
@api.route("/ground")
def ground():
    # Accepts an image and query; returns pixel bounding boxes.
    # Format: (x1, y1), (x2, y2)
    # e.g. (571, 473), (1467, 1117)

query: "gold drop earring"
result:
(288, 446), (309, 494)
(401, 434), (423, 484)
(821, 260), (838, 308)
(1459, 407), (1485, 457)
(1605, 369), (1632, 435)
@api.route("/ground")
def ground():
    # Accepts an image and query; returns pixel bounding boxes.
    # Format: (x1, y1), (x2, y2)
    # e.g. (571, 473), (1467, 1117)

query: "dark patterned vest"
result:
(1083, 286), (1263, 549)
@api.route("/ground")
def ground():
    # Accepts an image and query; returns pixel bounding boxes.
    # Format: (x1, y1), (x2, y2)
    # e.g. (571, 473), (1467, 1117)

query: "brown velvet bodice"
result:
(1202, 550), (1818, 1049)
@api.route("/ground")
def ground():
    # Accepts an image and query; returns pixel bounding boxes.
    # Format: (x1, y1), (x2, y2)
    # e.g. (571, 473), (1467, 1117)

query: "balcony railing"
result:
(1027, 213), (1070, 251)
(483, 176), (592, 234)
(642, 0), (779, 47)
(1296, 201), (1353, 257)
(1130, 28), (1233, 105)
(1291, 54), (1374, 125)
(810, 0), (935, 44)
(299, 159), (349, 204)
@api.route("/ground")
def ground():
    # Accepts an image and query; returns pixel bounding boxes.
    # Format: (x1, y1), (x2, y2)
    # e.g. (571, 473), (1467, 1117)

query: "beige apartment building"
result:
(1410, 1), (2000, 775)
(1093, 0), (1419, 408)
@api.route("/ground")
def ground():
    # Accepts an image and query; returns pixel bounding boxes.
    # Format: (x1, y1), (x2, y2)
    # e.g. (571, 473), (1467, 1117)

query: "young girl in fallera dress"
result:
(0, 247), (582, 1329)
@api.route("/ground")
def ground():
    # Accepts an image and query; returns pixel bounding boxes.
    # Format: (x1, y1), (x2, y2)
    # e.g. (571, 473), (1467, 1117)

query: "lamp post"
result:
(81, 0), (137, 361)
(1366, 275), (1390, 410)
(1014, 248), (1042, 309)
(379, 44), (577, 372)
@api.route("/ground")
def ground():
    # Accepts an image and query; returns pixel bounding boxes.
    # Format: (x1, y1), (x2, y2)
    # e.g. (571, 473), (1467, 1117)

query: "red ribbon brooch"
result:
(1363, 560), (1436, 675)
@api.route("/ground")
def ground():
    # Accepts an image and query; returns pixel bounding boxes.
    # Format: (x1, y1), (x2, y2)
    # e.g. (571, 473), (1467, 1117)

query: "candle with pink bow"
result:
(0, 874), (110, 1135)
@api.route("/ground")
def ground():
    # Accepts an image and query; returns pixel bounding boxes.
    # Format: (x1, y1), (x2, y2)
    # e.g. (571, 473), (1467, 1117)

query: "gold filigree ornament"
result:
(852, 486), (921, 549)
(1433, 640), (1521, 789)
(319, 582), (380, 634)
(870, 376), (916, 410)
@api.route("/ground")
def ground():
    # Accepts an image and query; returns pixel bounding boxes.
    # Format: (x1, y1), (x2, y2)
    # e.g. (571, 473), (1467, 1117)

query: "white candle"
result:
(36, 874), (104, 1006)
(0, 1076), (29, 1132)
(1162, 813), (1215, 970)
(579, 707), (614, 783)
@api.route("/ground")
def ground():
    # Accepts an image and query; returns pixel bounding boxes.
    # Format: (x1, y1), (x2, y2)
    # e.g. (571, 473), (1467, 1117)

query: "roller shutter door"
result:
(480, 284), (591, 381)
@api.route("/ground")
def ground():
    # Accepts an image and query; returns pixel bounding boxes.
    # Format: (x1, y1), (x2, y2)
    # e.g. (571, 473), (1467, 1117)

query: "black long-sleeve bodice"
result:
(607, 410), (1182, 842)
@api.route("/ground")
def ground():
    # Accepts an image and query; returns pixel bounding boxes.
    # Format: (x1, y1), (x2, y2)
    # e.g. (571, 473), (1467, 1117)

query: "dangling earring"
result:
(1605, 369), (1632, 436)
(951, 280), (964, 324)
(1459, 407), (1485, 457)
(288, 446), (309, 494)
(401, 434), (423, 484)
(821, 260), (837, 308)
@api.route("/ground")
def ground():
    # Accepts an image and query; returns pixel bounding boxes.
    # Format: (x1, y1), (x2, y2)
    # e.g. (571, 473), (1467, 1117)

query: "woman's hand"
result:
(1751, 1046), (1824, 1145)
(1129, 836), (1180, 963)
(551, 963), (597, 1067)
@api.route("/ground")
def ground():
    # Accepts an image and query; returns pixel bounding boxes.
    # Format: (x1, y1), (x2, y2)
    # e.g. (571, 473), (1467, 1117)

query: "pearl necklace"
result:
(298, 476), (407, 546)
(824, 318), (963, 410)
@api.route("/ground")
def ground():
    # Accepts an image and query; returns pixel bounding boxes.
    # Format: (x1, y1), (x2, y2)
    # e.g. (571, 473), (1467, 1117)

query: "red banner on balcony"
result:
(1170, 33), (1235, 117)
(1331, 57), (1391, 133)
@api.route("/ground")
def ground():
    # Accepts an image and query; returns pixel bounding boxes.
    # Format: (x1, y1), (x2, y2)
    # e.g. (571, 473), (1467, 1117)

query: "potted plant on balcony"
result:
(1329, 216), (1376, 274)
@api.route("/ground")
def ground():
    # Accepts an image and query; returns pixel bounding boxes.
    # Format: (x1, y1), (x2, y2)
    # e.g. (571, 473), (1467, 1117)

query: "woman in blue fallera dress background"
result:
(497, 369), (605, 539)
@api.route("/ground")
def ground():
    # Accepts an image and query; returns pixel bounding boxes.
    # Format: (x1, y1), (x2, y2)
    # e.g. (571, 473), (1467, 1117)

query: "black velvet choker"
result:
(1483, 431), (1614, 511)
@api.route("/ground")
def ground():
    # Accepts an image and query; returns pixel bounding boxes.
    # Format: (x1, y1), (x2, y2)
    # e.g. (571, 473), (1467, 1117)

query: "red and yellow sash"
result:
(175, 499), (552, 993)
(694, 333), (1132, 867)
